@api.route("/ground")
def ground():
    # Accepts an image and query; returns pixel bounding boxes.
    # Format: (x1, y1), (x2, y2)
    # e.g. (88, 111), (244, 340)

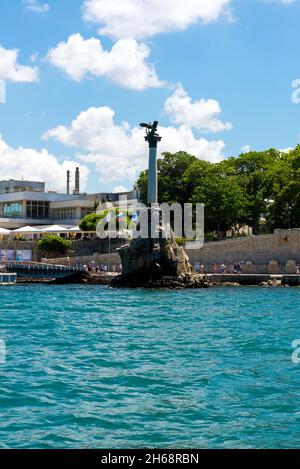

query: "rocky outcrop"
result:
(111, 221), (210, 289)
(260, 279), (282, 287)
(221, 282), (241, 287)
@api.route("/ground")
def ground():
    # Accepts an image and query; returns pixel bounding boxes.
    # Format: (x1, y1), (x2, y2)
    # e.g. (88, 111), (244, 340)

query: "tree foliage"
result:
(38, 235), (72, 254)
(136, 147), (300, 236)
(79, 208), (131, 232)
(79, 213), (102, 231)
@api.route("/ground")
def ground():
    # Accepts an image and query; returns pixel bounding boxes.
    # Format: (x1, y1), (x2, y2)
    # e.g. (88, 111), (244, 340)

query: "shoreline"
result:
(13, 272), (300, 287)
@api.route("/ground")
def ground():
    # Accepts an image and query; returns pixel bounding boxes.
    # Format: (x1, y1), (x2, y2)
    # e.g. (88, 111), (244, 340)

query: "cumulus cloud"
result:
(241, 145), (251, 153)
(82, 0), (231, 40)
(46, 33), (163, 90)
(42, 105), (226, 186)
(164, 85), (232, 133)
(0, 44), (38, 83)
(82, 0), (295, 41)
(23, 0), (50, 12)
(113, 185), (130, 193)
(279, 147), (293, 153)
(0, 137), (89, 192)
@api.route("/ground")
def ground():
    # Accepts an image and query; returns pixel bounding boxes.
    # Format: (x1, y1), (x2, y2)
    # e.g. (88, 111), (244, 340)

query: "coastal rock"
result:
(222, 282), (241, 287)
(260, 279), (282, 287)
(111, 218), (210, 289)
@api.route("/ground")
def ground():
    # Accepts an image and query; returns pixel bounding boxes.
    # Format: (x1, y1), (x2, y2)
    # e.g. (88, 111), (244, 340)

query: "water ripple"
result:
(0, 285), (299, 448)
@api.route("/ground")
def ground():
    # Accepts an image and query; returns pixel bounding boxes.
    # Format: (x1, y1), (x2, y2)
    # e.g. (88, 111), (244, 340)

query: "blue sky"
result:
(0, 0), (300, 193)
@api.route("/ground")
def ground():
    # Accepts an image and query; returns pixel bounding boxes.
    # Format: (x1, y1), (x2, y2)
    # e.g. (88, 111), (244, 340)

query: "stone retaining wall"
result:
(1, 229), (300, 274)
(186, 229), (300, 274)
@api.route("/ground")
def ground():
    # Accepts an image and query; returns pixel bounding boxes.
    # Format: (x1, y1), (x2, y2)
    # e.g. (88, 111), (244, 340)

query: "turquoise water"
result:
(0, 285), (300, 449)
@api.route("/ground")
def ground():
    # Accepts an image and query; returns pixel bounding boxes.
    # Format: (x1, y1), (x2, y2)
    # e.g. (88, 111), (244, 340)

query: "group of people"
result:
(193, 262), (243, 274)
(84, 260), (122, 273)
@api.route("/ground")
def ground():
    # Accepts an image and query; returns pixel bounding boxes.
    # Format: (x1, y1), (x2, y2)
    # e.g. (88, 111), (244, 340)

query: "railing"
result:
(5, 261), (84, 273)
(0, 272), (17, 284)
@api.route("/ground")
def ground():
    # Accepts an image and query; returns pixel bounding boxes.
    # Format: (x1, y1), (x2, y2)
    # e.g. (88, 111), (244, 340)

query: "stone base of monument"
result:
(111, 214), (210, 289)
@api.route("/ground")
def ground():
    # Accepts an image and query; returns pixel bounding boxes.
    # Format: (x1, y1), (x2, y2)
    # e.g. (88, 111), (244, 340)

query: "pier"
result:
(207, 273), (300, 286)
(5, 262), (85, 282)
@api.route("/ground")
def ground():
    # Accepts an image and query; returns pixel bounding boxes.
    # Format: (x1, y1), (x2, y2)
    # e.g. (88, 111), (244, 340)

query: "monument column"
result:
(140, 121), (162, 206)
(148, 145), (158, 205)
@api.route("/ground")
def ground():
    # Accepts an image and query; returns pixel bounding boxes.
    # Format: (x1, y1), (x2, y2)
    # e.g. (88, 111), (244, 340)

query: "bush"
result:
(79, 213), (102, 231)
(38, 235), (72, 255)
(79, 209), (131, 232)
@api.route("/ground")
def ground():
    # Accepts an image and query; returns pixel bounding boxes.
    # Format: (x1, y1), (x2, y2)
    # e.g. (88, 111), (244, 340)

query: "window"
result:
(3, 202), (23, 217)
(26, 201), (49, 219)
(54, 207), (77, 221)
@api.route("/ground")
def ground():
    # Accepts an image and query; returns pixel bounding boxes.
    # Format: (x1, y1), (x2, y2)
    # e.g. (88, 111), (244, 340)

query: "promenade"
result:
(207, 273), (300, 286)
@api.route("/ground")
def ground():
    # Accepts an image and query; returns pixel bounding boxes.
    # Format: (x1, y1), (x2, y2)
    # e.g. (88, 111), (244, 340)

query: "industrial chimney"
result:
(73, 167), (80, 195)
(66, 170), (70, 195)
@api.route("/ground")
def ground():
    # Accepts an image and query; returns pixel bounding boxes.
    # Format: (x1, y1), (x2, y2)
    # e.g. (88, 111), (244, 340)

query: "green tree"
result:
(135, 147), (300, 237)
(182, 159), (213, 196)
(136, 151), (197, 204)
(192, 172), (246, 237)
(38, 235), (72, 255)
(268, 181), (300, 229)
(221, 149), (293, 233)
(79, 208), (131, 232)
(79, 212), (102, 231)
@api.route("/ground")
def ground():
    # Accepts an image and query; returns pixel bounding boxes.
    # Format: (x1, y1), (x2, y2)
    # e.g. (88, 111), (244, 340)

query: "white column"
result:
(148, 146), (158, 205)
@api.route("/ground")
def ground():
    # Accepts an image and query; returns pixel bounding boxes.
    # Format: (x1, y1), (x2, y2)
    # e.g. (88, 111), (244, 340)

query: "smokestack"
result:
(73, 167), (80, 195)
(66, 170), (70, 195)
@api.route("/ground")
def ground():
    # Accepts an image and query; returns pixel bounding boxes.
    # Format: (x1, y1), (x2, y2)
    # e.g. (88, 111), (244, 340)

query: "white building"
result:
(0, 175), (140, 229)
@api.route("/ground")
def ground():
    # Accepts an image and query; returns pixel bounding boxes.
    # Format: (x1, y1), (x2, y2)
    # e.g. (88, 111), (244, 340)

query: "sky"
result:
(1, 0), (300, 194)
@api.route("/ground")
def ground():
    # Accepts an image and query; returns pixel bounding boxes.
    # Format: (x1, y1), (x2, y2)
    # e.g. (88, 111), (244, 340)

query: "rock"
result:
(222, 282), (241, 287)
(260, 279), (282, 287)
(111, 210), (210, 289)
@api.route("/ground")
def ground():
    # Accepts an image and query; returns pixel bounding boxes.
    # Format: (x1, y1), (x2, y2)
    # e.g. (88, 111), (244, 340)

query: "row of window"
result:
(0, 202), (91, 220)
(26, 201), (49, 219)
(53, 208), (93, 221)
(53, 208), (77, 221)
(0, 201), (51, 219)
(3, 202), (23, 217)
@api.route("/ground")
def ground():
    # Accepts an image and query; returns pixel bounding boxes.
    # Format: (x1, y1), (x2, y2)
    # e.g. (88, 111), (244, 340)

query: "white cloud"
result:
(113, 185), (130, 193)
(0, 44), (38, 83)
(279, 147), (293, 153)
(42, 105), (226, 186)
(0, 137), (89, 193)
(82, 0), (296, 41)
(46, 33), (163, 90)
(164, 84), (232, 133)
(82, 0), (231, 40)
(241, 145), (251, 153)
(23, 0), (50, 13)
(0, 81), (6, 104)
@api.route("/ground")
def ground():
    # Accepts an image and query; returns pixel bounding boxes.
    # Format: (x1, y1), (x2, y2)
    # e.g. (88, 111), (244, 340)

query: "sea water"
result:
(0, 284), (300, 449)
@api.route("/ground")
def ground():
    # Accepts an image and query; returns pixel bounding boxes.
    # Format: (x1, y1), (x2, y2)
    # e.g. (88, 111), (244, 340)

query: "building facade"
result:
(0, 179), (140, 229)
